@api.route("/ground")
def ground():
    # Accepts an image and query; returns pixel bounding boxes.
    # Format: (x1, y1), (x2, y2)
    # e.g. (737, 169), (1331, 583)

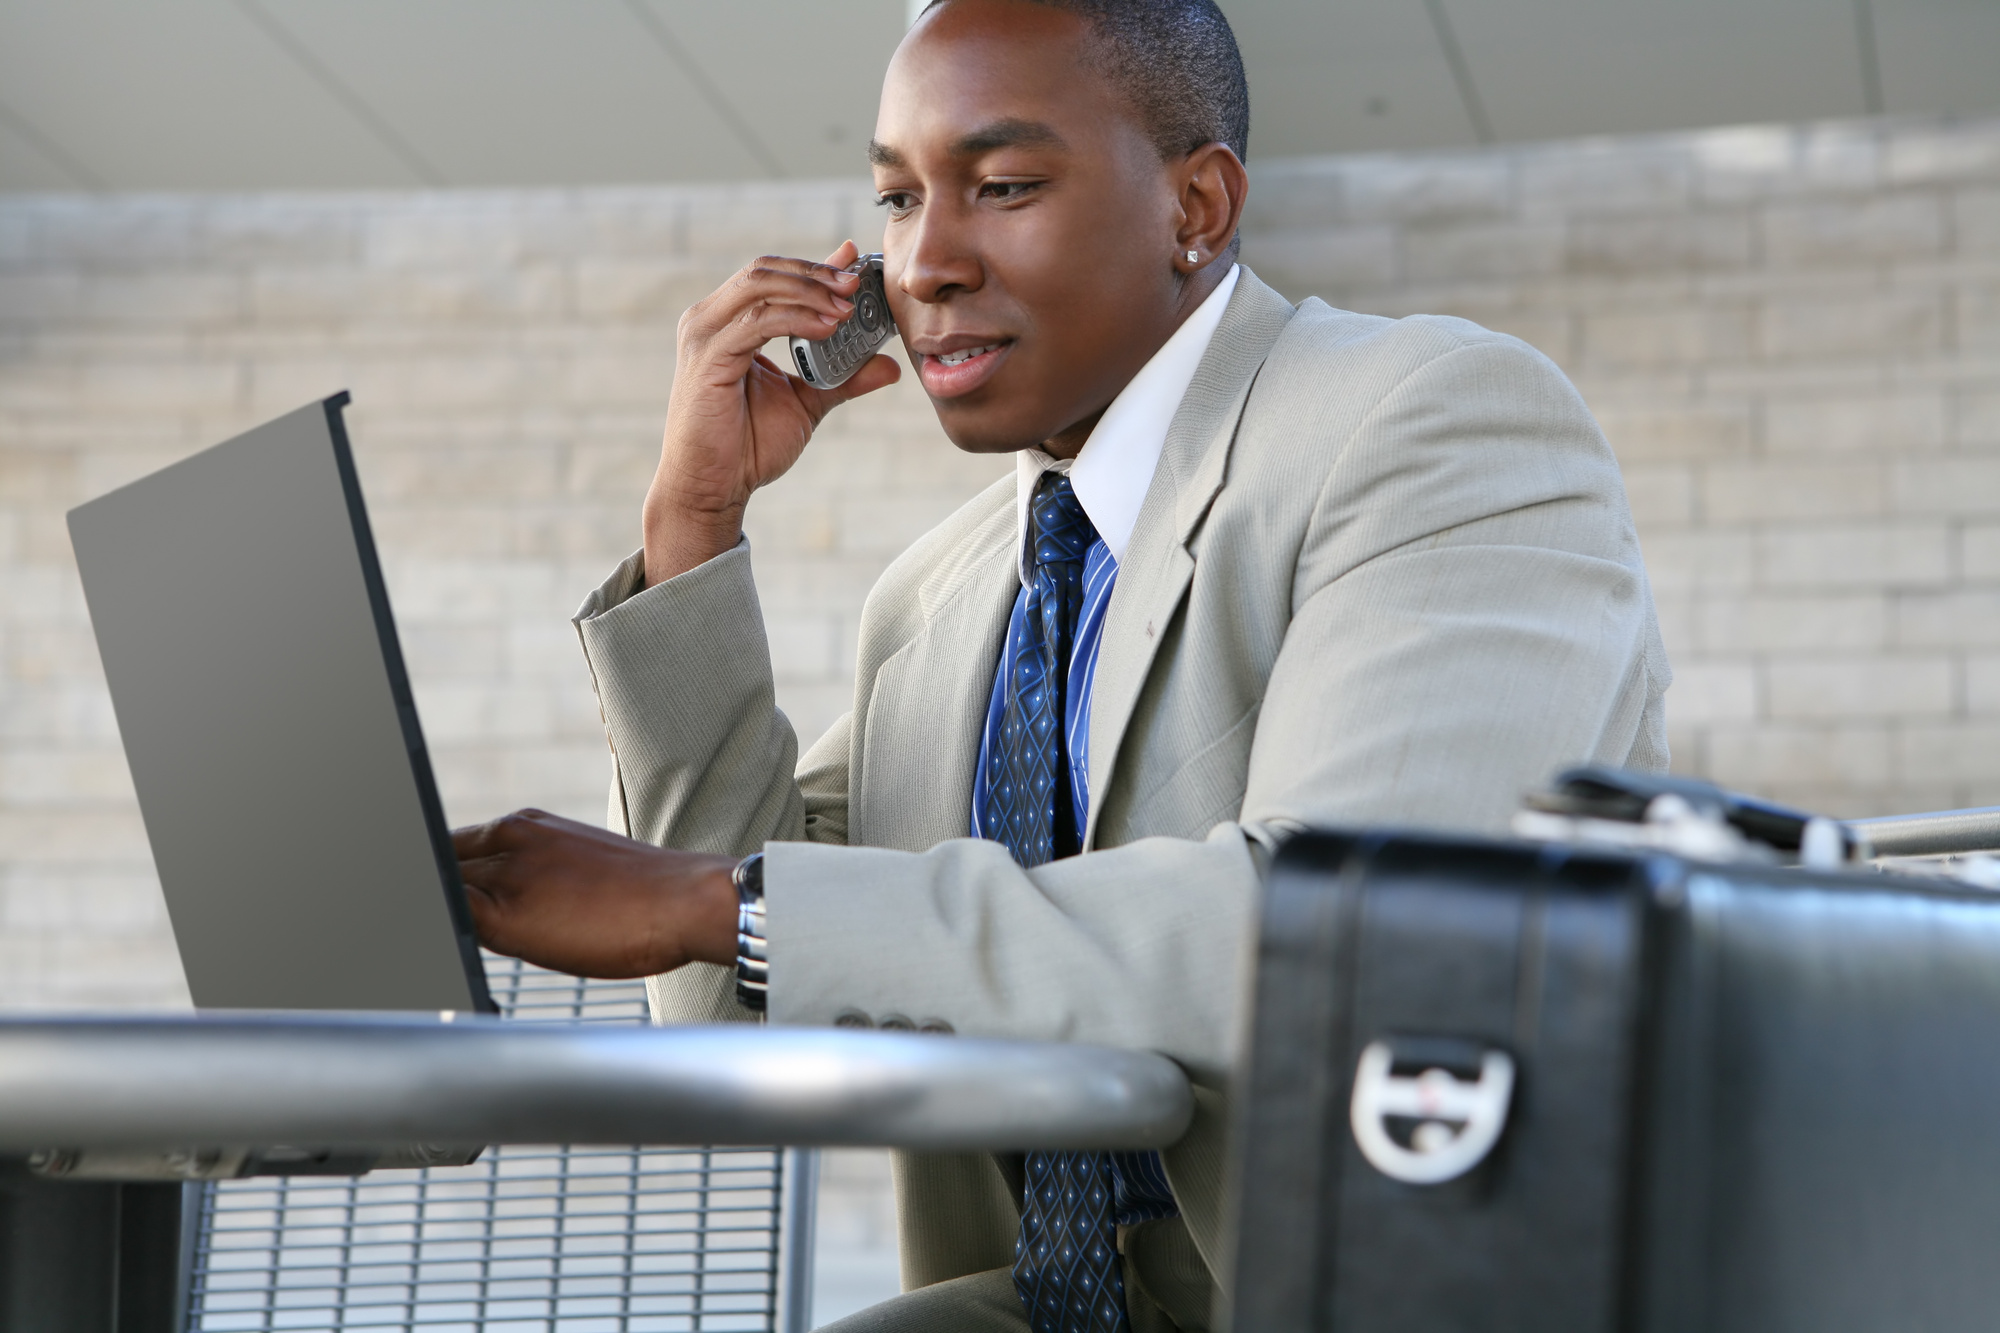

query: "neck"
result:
(1036, 260), (1230, 461)
(1041, 410), (1099, 460)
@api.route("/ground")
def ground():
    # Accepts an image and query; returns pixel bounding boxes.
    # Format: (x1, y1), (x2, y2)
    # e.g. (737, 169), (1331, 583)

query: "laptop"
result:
(68, 394), (496, 1015)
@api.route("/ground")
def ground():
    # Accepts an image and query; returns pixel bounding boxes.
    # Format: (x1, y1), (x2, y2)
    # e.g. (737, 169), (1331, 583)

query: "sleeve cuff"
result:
(573, 548), (649, 623)
(573, 538), (758, 627)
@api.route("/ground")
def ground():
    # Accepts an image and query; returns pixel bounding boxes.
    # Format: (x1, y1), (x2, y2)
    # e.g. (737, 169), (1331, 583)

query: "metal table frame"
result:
(0, 1017), (1191, 1333)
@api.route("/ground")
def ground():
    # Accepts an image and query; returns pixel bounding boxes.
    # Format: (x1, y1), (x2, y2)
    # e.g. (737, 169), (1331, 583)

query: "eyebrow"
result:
(868, 118), (1070, 169)
(951, 118), (1068, 156)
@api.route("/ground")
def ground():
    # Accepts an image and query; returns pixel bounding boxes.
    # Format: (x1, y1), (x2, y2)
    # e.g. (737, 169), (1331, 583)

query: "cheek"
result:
(1027, 181), (1158, 279)
(995, 198), (1160, 349)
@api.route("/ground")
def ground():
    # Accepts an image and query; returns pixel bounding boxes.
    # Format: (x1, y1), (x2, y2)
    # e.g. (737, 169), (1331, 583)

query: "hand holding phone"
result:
(645, 241), (899, 588)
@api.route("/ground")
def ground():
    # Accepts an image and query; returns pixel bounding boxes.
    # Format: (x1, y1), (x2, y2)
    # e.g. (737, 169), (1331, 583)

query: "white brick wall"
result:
(3, 113), (1998, 1009)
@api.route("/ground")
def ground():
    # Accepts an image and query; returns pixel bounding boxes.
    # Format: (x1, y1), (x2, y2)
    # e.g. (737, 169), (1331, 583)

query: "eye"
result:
(980, 180), (1041, 204)
(875, 191), (917, 218)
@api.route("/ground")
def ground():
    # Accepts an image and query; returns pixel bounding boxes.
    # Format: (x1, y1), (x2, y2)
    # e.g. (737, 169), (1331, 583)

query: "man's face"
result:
(872, 0), (1188, 454)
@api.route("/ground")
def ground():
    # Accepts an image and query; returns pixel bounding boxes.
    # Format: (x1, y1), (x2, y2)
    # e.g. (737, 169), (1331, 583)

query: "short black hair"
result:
(922, 0), (1250, 163)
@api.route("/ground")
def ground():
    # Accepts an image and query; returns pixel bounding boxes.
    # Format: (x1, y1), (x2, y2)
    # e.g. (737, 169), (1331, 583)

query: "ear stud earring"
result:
(1186, 249), (1200, 263)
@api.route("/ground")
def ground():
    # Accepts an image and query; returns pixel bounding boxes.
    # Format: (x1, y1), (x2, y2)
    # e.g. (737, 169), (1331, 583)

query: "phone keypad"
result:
(801, 256), (891, 386)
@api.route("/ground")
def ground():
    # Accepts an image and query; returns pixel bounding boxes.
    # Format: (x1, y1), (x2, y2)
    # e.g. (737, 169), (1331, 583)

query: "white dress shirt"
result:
(1011, 264), (1241, 583)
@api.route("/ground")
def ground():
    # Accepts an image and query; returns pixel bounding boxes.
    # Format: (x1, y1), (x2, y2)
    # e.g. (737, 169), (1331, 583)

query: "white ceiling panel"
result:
(646, 0), (905, 178)
(1225, 0), (1482, 154)
(1443, 0), (1875, 142)
(259, 0), (752, 185)
(0, 0), (429, 189)
(1873, 0), (2000, 116)
(0, 0), (1993, 191)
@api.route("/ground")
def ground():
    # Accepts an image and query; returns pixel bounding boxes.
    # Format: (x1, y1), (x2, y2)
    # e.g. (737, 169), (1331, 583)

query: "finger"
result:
(485, 810), (546, 850)
(688, 273), (859, 347)
(822, 239), (861, 273)
(830, 352), (902, 403)
(456, 808), (557, 863)
(513, 807), (589, 836)
(742, 259), (858, 295)
(460, 886), (520, 957)
(700, 299), (861, 366)
(455, 852), (513, 888)
(451, 816), (513, 859)
(750, 351), (798, 388)
(705, 263), (858, 318)
(796, 352), (901, 416)
(737, 253), (860, 295)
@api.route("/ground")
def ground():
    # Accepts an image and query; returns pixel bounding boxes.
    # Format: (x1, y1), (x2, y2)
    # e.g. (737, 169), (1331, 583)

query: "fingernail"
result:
(832, 296), (854, 311)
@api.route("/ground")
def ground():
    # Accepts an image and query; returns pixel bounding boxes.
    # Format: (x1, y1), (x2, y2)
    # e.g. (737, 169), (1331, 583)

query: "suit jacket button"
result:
(833, 1010), (873, 1029)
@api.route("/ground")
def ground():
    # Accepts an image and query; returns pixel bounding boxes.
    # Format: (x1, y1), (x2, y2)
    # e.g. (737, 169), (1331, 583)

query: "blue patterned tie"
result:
(983, 472), (1093, 865)
(982, 473), (1131, 1333)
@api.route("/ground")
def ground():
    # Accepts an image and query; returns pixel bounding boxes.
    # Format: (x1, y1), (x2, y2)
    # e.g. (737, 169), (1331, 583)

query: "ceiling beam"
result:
(232, 0), (445, 186)
(1854, 0), (1885, 116)
(1423, 0), (1494, 145)
(624, 1), (785, 179)
(0, 93), (104, 189)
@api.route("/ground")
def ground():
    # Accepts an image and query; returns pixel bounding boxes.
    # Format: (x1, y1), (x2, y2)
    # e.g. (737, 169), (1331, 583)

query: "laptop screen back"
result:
(68, 395), (494, 1013)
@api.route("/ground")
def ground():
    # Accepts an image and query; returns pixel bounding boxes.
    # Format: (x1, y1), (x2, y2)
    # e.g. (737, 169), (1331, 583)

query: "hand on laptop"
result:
(452, 809), (739, 980)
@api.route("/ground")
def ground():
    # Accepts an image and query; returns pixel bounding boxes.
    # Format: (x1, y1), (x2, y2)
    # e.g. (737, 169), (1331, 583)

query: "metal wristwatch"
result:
(733, 852), (768, 1013)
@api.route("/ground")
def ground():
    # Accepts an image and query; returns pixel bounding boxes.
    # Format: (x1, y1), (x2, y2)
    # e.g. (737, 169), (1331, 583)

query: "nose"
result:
(894, 200), (984, 307)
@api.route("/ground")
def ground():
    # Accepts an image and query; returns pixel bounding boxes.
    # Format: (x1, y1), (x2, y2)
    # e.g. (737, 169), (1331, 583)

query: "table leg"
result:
(0, 1158), (191, 1332)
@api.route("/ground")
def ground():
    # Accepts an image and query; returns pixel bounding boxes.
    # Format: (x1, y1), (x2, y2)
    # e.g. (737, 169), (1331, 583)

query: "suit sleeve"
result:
(573, 538), (855, 857)
(574, 539), (855, 1026)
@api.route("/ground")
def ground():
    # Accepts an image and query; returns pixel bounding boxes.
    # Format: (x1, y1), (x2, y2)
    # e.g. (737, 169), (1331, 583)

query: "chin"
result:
(931, 402), (1048, 456)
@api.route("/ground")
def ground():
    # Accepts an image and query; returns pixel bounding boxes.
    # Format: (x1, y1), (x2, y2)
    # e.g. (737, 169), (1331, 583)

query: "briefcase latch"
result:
(1349, 1037), (1515, 1185)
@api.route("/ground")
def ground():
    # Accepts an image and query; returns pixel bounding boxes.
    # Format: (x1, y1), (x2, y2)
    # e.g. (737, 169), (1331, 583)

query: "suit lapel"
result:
(856, 507), (1019, 853)
(1082, 270), (1297, 848)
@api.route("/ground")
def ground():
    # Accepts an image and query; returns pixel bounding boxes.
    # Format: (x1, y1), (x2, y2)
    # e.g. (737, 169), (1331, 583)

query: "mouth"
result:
(915, 339), (1013, 399)
(936, 342), (1002, 366)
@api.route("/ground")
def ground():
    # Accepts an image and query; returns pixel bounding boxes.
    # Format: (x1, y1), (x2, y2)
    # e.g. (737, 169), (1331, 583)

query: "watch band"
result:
(733, 852), (768, 1013)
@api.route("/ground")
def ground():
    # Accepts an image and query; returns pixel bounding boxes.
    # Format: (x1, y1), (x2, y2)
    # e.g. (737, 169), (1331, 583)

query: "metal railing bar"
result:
(1851, 805), (2000, 857)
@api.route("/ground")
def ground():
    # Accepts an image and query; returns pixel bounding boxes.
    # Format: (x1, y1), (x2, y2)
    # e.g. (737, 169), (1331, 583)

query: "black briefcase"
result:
(1231, 828), (2000, 1333)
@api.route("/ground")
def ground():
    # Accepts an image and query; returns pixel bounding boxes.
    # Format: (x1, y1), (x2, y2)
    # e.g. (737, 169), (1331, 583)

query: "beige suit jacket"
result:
(573, 269), (1670, 1324)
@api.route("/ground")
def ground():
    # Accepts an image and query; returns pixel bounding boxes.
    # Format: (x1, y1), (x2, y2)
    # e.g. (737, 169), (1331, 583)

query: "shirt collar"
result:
(1014, 264), (1241, 584)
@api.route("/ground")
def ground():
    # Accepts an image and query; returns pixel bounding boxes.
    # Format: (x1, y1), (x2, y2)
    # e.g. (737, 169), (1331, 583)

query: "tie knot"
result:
(1028, 471), (1095, 570)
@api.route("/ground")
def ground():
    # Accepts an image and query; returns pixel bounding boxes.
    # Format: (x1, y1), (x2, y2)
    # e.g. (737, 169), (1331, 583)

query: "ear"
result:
(1172, 142), (1249, 276)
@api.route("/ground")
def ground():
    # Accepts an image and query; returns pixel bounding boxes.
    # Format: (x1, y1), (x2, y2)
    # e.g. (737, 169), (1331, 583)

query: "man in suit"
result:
(452, 0), (1671, 1328)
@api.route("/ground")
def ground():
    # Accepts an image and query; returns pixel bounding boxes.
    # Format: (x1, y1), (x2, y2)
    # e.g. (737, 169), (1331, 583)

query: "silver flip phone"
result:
(789, 253), (896, 389)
